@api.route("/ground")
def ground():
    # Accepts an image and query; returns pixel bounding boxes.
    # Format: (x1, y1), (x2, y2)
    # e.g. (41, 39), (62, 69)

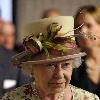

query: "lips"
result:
(48, 79), (66, 86)
(48, 82), (66, 88)
(48, 81), (66, 86)
(49, 82), (65, 84)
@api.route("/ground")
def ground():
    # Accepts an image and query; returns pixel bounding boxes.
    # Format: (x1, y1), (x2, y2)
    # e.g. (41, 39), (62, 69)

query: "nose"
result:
(53, 63), (64, 79)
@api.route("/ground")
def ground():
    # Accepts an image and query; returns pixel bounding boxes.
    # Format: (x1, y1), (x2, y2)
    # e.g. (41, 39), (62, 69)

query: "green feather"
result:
(54, 44), (68, 53)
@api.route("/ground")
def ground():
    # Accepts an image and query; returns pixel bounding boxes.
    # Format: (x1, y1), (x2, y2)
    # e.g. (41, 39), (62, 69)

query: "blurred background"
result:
(0, 0), (100, 99)
(1, 0), (99, 44)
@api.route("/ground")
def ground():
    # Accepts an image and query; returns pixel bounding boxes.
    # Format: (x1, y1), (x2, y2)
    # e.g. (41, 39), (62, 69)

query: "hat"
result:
(12, 16), (86, 68)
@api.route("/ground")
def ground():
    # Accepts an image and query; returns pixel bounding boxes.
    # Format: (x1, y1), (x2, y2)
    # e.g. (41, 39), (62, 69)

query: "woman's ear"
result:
(31, 66), (34, 76)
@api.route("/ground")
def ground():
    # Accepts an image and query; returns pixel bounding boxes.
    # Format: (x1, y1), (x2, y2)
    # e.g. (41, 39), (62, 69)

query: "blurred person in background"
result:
(0, 19), (5, 31)
(0, 19), (5, 45)
(71, 5), (100, 98)
(42, 8), (60, 18)
(0, 22), (31, 99)
(1, 22), (15, 50)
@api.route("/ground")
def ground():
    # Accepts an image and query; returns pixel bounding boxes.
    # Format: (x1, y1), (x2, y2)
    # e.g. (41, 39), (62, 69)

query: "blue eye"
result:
(47, 63), (55, 69)
(62, 63), (70, 69)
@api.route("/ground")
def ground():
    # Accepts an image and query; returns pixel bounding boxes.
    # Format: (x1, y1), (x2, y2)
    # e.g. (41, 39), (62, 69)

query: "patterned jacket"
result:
(2, 83), (99, 100)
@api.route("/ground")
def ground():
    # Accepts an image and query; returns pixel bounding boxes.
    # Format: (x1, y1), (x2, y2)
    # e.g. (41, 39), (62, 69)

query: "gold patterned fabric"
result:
(2, 83), (99, 100)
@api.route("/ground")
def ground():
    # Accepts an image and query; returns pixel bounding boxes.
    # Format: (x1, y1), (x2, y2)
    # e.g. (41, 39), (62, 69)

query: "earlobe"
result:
(30, 72), (34, 78)
(30, 66), (34, 77)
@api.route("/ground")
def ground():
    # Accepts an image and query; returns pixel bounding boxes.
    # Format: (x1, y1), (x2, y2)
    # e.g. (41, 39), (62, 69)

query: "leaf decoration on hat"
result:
(42, 40), (68, 56)
(23, 22), (100, 57)
(47, 22), (62, 40)
(23, 22), (69, 57)
(54, 44), (68, 53)
(23, 34), (42, 54)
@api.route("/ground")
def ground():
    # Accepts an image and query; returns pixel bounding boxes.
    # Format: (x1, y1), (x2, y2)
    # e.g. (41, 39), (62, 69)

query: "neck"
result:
(35, 83), (72, 100)
(87, 54), (100, 65)
(87, 47), (100, 65)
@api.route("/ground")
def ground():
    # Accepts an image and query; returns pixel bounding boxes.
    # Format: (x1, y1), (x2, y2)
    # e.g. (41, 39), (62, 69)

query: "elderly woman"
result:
(71, 5), (100, 98)
(2, 16), (99, 100)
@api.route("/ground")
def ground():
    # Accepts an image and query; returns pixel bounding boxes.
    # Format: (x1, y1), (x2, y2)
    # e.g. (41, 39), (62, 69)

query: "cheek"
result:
(64, 68), (72, 82)
(33, 68), (53, 85)
(90, 27), (99, 34)
(0, 36), (4, 41)
(8, 37), (15, 43)
(91, 24), (100, 33)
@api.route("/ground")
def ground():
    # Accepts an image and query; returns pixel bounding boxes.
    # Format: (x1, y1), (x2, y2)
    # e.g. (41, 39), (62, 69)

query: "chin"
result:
(48, 82), (66, 93)
(52, 87), (65, 93)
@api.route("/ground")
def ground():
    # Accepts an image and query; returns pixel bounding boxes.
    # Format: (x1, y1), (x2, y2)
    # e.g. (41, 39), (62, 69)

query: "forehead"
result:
(36, 59), (73, 66)
(84, 13), (94, 22)
(76, 13), (97, 27)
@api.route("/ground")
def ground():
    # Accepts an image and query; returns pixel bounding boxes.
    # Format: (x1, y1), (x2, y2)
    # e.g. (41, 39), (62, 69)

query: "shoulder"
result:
(70, 85), (99, 100)
(1, 83), (35, 100)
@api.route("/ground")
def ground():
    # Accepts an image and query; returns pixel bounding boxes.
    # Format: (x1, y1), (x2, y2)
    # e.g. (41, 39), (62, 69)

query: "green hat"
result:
(12, 16), (86, 68)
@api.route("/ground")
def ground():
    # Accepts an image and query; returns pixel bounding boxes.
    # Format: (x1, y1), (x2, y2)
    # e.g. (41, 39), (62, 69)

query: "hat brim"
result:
(12, 48), (86, 67)
(22, 53), (85, 66)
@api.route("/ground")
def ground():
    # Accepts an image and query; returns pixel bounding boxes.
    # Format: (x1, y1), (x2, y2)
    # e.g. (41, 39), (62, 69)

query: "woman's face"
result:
(32, 60), (73, 94)
(76, 13), (100, 50)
